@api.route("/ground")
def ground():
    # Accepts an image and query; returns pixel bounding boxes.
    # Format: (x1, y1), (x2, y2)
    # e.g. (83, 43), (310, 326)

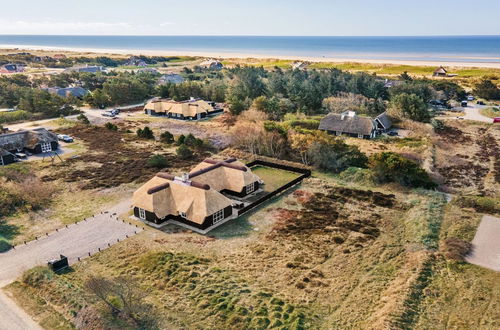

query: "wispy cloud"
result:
(159, 22), (175, 27)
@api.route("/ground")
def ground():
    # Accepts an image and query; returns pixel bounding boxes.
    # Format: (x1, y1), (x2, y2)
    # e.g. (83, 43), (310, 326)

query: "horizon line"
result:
(0, 34), (499, 38)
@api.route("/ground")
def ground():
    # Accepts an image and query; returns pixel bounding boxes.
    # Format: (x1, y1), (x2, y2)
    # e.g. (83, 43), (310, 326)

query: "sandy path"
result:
(0, 198), (141, 329)
(466, 215), (500, 271)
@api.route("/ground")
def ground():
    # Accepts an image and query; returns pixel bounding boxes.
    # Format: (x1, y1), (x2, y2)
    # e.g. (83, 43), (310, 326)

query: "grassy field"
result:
(479, 107), (500, 118)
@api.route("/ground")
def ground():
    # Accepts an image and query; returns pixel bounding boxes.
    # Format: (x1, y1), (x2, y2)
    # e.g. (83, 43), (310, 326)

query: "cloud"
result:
(159, 22), (175, 27)
(0, 19), (137, 34)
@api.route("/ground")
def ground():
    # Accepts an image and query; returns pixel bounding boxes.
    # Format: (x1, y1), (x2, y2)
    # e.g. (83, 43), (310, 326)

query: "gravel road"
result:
(466, 215), (500, 271)
(0, 199), (141, 329)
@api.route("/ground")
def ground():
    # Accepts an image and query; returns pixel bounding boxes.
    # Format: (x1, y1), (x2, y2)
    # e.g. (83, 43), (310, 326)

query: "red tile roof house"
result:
(132, 158), (263, 233)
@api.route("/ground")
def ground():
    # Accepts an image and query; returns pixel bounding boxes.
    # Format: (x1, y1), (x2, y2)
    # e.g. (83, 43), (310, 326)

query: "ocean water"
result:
(0, 35), (499, 63)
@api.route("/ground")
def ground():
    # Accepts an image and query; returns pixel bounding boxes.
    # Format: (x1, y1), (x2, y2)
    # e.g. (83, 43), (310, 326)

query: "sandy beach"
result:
(2, 44), (500, 69)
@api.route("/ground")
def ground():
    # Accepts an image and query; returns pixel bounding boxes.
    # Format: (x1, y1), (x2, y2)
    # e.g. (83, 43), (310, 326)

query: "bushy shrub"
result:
(104, 122), (118, 131)
(473, 79), (500, 100)
(184, 133), (204, 149)
(176, 134), (186, 145)
(21, 266), (53, 287)
(455, 195), (499, 214)
(388, 93), (430, 122)
(308, 140), (368, 173)
(147, 155), (168, 169)
(136, 126), (154, 139)
(176, 144), (194, 159)
(0, 240), (11, 253)
(77, 113), (90, 125)
(368, 152), (437, 189)
(0, 110), (31, 124)
(160, 131), (174, 144)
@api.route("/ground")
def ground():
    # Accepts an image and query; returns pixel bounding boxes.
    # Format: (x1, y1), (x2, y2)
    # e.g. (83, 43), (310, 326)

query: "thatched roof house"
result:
(0, 148), (15, 166)
(0, 128), (59, 156)
(158, 73), (184, 85)
(43, 87), (89, 98)
(144, 98), (223, 120)
(132, 158), (262, 231)
(319, 111), (392, 139)
(433, 66), (448, 76)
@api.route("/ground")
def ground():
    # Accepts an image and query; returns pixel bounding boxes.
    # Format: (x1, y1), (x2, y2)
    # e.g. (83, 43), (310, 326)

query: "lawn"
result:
(250, 165), (302, 192)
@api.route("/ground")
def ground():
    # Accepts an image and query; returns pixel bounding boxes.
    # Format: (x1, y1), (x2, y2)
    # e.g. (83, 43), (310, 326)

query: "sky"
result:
(0, 0), (499, 36)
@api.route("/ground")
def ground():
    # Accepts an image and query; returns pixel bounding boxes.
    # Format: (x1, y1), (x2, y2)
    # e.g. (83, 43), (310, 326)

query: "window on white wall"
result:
(138, 208), (146, 220)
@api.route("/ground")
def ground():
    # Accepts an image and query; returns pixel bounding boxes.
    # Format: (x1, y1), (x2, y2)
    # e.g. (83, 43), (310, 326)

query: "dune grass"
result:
(479, 107), (500, 118)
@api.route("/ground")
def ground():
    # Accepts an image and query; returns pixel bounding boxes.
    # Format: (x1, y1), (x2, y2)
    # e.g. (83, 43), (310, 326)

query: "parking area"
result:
(0, 199), (141, 286)
(466, 215), (500, 271)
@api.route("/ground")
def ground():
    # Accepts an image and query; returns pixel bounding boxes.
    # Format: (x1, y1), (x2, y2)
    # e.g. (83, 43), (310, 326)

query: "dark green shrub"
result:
(160, 131), (174, 144)
(147, 155), (168, 169)
(77, 113), (90, 125)
(176, 145), (193, 159)
(176, 134), (186, 145)
(137, 126), (154, 139)
(104, 122), (118, 131)
(368, 152), (437, 189)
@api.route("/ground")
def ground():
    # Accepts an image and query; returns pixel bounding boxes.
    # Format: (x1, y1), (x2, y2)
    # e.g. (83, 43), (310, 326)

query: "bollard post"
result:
(56, 228), (58, 232)
(24, 241), (26, 245)
(98, 247), (101, 251)
(78, 257), (80, 261)
(46, 232), (48, 236)
(88, 252), (91, 256)
(117, 238), (120, 242)
(126, 235), (128, 238)
(108, 243), (111, 247)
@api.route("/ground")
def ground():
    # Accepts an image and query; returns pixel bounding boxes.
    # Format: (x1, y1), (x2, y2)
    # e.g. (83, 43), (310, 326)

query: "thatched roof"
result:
(133, 173), (233, 224)
(144, 98), (215, 117)
(0, 148), (10, 157)
(375, 112), (392, 130)
(0, 128), (57, 151)
(319, 112), (376, 136)
(43, 87), (89, 98)
(189, 158), (261, 193)
(434, 66), (447, 74)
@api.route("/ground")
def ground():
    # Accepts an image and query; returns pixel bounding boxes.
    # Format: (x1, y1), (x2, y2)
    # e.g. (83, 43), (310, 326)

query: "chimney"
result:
(181, 173), (189, 182)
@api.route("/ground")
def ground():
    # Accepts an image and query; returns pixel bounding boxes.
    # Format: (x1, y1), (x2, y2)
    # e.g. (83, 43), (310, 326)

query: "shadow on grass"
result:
(0, 220), (20, 252)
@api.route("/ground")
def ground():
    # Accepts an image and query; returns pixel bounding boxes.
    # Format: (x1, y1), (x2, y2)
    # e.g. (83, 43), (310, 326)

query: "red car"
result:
(494, 117), (500, 123)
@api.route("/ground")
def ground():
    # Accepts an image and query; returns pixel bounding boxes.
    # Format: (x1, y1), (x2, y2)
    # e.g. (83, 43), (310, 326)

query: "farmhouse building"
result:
(64, 65), (105, 73)
(0, 128), (59, 165)
(144, 98), (223, 120)
(319, 111), (392, 139)
(133, 158), (262, 230)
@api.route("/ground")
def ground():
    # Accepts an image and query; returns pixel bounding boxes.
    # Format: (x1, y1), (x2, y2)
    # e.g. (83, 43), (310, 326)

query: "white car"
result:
(467, 95), (475, 101)
(57, 134), (74, 142)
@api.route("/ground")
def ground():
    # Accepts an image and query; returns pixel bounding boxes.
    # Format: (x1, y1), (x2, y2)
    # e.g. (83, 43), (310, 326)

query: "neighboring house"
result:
(0, 128), (59, 165)
(0, 64), (25, 74)
(158, 73), (185, 85)
(144, 98), (223, 120)
(292, 61), (308, 70)
(64, 65), (105, 73)
(433, 66), (448, 77)
(374, 112), (392, 132)
(133, 158), (262, 231)
(199, 59), (223, 70)
(136, 67), (159, 74)
(125, 56), (147, 67)
(382, 79), (404, 88)
(53, 54), (67, 60)
(34, 56), (53, 62)
(43, 86), (89, 98)
(319, 111), (392, 139)
(0, 148), (15, 166)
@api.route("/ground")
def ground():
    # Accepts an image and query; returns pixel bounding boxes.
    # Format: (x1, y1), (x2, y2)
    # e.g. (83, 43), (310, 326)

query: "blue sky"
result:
(1, 0), (499, 36)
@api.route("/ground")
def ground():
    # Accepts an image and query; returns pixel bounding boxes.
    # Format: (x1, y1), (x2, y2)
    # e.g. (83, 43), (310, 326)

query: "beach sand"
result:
(1, 44), (500, 69)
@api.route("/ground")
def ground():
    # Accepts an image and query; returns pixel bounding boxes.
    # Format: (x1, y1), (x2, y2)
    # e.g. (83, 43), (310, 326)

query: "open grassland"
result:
(480, 107), (500, 118)
(5, 173), (462, 329)
(250, 165), (302, 191)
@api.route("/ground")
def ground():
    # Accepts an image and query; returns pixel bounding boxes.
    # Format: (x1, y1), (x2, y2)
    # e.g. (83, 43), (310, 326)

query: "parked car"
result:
(15, 152), (27, 159)
(102, 111), (116, 117)
(387, 131), (398, 136)
(477, 100), (486, 105)
(494, 117), (500, 123)
(57, 134), (74, 142)
(461, 101), (468, 107)
(467, 95), (475, 101)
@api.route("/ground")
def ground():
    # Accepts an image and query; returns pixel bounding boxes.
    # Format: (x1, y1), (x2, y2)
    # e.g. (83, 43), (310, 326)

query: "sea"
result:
(0, 35), (499, 63)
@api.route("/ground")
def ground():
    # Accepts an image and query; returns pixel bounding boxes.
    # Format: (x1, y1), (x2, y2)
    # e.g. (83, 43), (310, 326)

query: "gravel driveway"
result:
(466, 215), (500, 271)
(0, 199), (141, 329)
